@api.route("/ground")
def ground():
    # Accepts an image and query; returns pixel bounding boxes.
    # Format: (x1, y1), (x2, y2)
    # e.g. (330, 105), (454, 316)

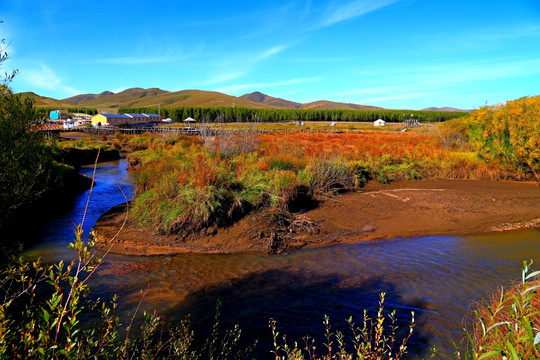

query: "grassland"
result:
(102, 96), (538, 253)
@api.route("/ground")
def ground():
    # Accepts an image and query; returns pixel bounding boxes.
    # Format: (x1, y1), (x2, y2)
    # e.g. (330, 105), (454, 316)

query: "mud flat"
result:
(93, 180), (540, 256)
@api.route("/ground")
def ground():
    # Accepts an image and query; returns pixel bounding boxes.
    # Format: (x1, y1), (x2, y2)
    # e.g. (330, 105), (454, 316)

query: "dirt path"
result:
(93, 180), (540, 256)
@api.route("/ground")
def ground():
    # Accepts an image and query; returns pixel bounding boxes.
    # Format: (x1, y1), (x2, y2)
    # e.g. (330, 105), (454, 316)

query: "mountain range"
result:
(17, 88), (468, 112)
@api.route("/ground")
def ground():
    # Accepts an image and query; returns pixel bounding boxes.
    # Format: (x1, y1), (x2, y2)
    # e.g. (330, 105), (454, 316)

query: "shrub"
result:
(298, 156), (355, 195)
(458, 261), (540, 360)
(200, 126), (260, 158)
(467, 96), (540, 183)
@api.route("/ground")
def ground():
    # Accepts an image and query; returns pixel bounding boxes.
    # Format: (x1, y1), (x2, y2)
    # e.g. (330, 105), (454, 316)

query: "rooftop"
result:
(99, 113), (132, 119)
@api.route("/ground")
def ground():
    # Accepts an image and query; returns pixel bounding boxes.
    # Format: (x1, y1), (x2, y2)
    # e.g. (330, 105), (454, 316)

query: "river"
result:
(24, 159), (540, 358)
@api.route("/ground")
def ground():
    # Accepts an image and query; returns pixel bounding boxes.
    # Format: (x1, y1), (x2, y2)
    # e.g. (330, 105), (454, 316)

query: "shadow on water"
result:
(167, 269), (431, 359)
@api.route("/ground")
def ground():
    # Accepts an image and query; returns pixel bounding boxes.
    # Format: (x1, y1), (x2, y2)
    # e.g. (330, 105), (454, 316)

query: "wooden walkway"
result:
(37, 122), (422, 137)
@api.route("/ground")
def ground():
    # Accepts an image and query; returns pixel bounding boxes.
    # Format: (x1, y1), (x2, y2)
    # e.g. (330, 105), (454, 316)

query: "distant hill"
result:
(59, 88), (269, 112)
(63, 88), (171, 111)
(242, 91), (382, 110)
(240, 91), (301, 109)
(421, 107), (470, 112)
(132, 89), (270, 109)
(20, 87), (469, 113)
(18, 92), (77, 108)
(301, 100), (382, 110)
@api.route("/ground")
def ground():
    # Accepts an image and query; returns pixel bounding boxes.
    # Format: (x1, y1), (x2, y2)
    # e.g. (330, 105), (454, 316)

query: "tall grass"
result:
(127, 131), (511, 239)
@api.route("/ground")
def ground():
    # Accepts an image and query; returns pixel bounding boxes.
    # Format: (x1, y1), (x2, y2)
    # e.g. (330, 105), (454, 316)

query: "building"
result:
(125, 113), (148, 124)
(374, 119), (386, 127)
(91, 114), (132, 127)
(143, 113), (162, 122)
(91, 113), (163, 127)
(50, 110), (60, 120)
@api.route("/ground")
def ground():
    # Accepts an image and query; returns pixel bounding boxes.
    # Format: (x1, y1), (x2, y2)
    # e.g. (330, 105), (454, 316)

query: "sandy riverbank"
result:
(93, 179), (540, 256)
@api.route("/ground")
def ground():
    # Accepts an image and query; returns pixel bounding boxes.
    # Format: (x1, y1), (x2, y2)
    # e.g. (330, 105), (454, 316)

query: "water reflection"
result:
(24, 160), (540, 358)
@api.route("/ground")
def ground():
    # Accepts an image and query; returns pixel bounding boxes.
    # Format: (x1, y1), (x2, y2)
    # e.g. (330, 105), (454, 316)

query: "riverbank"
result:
(93, 179), (540, 255)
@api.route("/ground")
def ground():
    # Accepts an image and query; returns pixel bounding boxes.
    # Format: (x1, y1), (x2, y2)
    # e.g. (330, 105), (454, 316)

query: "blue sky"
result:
(2, 0), (539, 109)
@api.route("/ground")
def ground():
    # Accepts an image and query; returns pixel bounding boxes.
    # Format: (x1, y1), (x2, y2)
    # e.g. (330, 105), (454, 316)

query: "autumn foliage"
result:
(467, 95), (540, 182)
(128, 129), (506, 236)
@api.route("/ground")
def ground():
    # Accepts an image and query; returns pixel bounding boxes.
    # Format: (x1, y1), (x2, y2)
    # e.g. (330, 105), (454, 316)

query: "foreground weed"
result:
(270, 292), (415, 360)
(456, 261), (540, 360)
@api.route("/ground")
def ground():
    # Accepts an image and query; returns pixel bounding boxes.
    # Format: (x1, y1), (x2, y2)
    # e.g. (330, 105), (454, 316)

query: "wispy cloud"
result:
(355, 92), (440, 104)
(204, 71), (248, 85)
(326, 57), (540, 106)
(321, 0), (400, 27)
(94, 54), (192, 65)
(20, 64), (60, 89)
(201, 44), (290, 86)
(255, 44), (289, 61)
(215, 77), (322, 94)
(291, 56), (354, 63)
(409, 58), (540, 86)
(19, 64), (80, 96)
(93, 45), (203, 65)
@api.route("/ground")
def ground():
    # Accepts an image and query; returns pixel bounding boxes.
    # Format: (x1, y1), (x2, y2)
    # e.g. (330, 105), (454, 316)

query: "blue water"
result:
(25, 159), (540, 358)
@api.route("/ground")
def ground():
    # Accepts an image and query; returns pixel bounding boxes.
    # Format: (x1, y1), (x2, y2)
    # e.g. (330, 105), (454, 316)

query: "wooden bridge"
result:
(36, 125), (201, 137)
(72, 126), (201, 135)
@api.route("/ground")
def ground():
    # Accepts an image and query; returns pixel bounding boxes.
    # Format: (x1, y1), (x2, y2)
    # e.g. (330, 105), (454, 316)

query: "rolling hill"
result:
(240, 91), (301, 109)
(300, 100), (382, 110)
(17, 87), (467, 113)
(62, 88), (269, 112)
(17, 92), (77, 108)
(241, 91), (382, 110)
(421, 107), (470, 112)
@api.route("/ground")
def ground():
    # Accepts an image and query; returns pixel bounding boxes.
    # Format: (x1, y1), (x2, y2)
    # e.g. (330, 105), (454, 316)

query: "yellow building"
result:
(91, 114), (132, 127)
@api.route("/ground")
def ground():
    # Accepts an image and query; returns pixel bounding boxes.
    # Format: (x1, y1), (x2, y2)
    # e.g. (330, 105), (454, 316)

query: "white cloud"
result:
(93, 45), (203, 65)
(255, 44), (288, 61)
(330, 57), (540, 101)
(205, 71), (248, 85)
(355, 92), (439, 104)
(20, 64), (61, 89)
(322, 0), (400, 27)
(18, 64), (80, 96)
(94, 54), (188, 65)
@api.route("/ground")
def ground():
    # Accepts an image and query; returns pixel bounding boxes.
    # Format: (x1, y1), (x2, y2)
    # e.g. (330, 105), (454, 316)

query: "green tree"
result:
(0, 86), (53, 225)
(0, 26), (58, 253)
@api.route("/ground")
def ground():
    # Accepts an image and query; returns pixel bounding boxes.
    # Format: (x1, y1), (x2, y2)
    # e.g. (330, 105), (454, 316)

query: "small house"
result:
(50, 110), (60, 120)
(374, 119), (386, 127)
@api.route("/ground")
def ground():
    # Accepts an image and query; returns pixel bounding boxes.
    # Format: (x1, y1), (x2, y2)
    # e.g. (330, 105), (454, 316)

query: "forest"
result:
(119, 105), (467, 123)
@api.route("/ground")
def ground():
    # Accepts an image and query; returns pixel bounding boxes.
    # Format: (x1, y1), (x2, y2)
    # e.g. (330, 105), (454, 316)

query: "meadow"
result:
(125, 95), (539, 241)
(127, 127), (503, 237)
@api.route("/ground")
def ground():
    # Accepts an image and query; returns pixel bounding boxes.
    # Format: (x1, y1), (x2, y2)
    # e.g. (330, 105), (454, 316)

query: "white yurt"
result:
(374, 119), (386, 126)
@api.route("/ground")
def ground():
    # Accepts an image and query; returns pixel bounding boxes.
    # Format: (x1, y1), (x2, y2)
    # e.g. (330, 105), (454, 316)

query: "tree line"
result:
(118, 106), (468, 123)
(34, 107), (98, 121)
